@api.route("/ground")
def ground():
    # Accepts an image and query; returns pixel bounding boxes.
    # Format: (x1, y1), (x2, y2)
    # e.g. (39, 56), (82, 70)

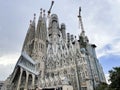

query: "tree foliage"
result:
(96, 82), (108, 90)
(109, 67), (120, 90)
(96, 67), (120, 90)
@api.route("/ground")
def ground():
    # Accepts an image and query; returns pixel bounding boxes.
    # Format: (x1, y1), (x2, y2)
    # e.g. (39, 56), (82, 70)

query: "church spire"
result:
(22, 14), (36, 55)
(78, 7), (85, 36)
(22, 20), (32, 51)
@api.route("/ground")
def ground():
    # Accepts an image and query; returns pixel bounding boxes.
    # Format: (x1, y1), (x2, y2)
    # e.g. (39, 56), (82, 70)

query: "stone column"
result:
(24, 71), (29, 90)
(17, 68), (23, 90)
(32, 74), (35, 89)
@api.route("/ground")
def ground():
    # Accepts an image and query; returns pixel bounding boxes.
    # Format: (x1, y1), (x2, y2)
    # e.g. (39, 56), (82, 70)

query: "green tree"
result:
(96, 82), (108, 90)
(109, 67), (120, 90)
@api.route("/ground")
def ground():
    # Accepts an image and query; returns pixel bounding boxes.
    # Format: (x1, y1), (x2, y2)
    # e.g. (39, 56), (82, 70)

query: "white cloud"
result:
(0, 53), (20, 80)
(0, 64), (15, 81)
(0, 53), (20, 65)
(97, 39), (120, 58)
(105, 74), (111, 84)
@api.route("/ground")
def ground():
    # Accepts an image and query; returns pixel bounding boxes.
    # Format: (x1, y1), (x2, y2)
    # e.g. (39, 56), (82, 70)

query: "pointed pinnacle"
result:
(40, 8), (42, 15)
(43, 10), (46, 16)
(34, 13), (36, 19)
(30, 20), (32, 24)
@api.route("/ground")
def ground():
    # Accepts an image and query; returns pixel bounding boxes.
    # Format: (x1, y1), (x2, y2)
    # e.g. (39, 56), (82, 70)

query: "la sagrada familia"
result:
(1, 1), (106, 90)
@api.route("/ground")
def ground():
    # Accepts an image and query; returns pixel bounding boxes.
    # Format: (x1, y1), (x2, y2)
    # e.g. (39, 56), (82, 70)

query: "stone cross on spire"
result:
(39, 8), (43, 21)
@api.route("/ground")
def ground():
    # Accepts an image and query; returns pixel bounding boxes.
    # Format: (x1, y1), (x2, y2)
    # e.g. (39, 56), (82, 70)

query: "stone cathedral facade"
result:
(2, 7), (106, 90)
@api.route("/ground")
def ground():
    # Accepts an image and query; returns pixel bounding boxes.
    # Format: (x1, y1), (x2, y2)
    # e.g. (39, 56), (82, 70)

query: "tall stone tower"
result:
(32, 9), (47, 78)
(48, 14), (61, 54)
(32, 9), (47, 61)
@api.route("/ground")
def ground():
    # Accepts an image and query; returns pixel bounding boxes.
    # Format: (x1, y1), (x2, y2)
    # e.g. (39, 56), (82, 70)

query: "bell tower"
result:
(30, 9), (47, 78)
(32, 9), (47, 62)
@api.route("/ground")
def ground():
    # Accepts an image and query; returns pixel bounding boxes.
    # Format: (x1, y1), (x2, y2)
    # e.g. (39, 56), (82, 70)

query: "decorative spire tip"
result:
(43, 10), (45, 12)
(40, 8), (42, 12)
(40, 8), (43, 15)
(75, 36), (76, 38)
(34, 13), (36, 19)
(30, 20), (32, 24)
(34, 13), (36, 17)
(43, 10), (46, 16)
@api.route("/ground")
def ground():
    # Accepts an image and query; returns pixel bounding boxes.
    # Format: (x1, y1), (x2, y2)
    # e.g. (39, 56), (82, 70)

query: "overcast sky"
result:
(0, 0), (120, 81)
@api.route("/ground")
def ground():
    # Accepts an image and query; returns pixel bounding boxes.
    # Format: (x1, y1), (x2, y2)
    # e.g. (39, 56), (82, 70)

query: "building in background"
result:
(1, 4), (106, 90)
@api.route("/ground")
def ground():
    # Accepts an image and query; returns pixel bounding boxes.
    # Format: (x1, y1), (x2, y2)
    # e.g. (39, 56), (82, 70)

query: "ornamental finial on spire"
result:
(30, 20), (32, 24)
(39, 8), (43, 20)
(34, 13), (36, 20)
(43, 10), (46, 17)
(43, 9), (47, 21)
(40, 8), (42, 16)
